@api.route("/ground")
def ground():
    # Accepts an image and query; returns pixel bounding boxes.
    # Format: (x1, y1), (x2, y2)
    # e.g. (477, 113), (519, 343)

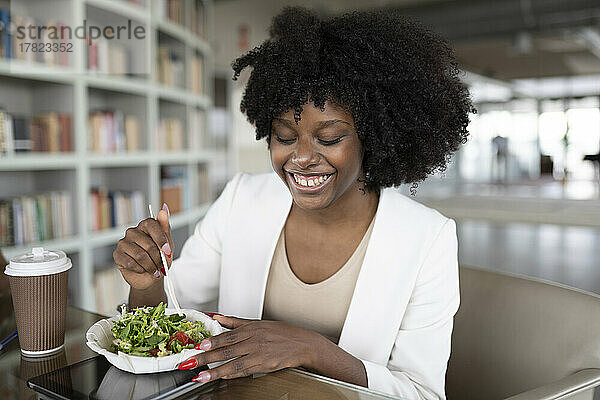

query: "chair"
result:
(446, 266), (600, 400)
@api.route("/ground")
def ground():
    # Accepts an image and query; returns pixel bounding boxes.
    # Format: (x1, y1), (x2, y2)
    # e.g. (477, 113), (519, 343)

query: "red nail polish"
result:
(178, 359), (198, 370)
(204, 312), (222, 318)
(160, 267), (166, 275)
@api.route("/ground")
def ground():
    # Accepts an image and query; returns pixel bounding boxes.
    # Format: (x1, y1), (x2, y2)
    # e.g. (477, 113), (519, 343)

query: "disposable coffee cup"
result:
(5, 247), (71, 357)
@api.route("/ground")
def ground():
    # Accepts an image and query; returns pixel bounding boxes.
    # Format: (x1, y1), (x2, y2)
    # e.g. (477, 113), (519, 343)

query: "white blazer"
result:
(168, 172), (460, 399)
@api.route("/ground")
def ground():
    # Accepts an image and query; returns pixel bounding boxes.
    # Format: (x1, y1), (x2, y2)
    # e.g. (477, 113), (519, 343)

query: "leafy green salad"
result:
(111, 302), (212, 357)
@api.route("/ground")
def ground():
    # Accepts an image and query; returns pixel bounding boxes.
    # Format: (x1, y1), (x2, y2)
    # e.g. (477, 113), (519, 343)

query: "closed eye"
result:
(275, 136), (296, 145)
(319, 137), (344, 146)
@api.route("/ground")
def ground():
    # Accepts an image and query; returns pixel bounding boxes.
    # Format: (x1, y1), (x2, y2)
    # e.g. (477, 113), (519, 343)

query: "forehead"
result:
(275, 101), (354, 127)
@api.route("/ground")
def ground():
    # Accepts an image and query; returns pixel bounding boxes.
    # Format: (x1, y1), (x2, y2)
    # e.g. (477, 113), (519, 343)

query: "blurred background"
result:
(0, 0), (599, 314)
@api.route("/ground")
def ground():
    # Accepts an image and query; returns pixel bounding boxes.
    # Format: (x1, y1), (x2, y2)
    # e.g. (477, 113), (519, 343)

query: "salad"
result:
(111, 302), (212, 357)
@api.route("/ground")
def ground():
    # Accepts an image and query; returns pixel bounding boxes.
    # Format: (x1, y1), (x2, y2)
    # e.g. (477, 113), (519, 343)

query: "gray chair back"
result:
(446, 266), (600, 399)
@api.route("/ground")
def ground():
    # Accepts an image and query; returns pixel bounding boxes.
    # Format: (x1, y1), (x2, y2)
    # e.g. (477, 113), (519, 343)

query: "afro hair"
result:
(232, 6), (475, 192)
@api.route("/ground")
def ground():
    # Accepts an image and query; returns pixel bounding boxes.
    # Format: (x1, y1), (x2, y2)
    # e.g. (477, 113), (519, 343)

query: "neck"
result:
(291, 182), (380, 227)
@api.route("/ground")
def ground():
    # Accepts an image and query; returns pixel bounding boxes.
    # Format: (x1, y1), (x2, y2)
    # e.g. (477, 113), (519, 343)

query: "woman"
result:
(114, 7), (473, 399)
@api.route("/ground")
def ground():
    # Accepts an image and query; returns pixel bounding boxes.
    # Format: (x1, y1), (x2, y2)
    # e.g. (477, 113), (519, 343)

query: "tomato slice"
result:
(165, 331), (190, 352)
(174, 331), (190, 345)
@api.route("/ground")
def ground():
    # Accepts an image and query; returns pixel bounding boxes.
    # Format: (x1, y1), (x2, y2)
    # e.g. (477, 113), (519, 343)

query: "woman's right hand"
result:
(113, 208), (173, 290)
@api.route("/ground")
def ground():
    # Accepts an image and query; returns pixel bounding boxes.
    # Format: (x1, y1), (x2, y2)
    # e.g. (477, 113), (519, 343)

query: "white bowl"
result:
(86, 308), (227, 374)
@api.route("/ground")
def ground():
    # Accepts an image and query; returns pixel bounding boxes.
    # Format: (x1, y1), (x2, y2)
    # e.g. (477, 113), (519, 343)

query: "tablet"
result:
(27, 355), (217, 400)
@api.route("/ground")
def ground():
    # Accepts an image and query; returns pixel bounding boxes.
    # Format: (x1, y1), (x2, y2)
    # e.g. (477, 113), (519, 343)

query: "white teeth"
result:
(291, 172), (331, 188)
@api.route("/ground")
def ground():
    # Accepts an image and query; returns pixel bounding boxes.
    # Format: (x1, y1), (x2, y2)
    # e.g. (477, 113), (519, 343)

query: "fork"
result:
(149, 204), (183, 316)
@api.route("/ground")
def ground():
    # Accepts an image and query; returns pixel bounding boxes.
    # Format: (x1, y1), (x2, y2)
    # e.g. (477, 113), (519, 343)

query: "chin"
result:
(291, 195), (332, 211)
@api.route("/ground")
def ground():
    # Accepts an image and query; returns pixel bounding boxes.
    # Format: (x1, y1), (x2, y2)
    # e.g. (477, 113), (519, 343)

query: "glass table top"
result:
(0, 295), (404, 400)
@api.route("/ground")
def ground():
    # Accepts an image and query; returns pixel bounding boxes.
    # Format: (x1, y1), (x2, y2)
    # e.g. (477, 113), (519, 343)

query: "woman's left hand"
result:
(177, 315), (319, 383)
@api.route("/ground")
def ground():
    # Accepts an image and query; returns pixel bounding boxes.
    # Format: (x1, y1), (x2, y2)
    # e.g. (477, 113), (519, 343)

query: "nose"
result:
(291, 137), (319, 169)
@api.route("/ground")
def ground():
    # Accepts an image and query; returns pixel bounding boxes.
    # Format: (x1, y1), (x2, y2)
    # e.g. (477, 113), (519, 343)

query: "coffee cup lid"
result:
(5, 247), (72, 277)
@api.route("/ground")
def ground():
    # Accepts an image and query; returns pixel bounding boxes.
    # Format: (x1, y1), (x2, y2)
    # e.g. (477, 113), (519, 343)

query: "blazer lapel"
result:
(254, 186), (292, 318)
(220, 173), (292, 319)
(338, 188), (423, 364)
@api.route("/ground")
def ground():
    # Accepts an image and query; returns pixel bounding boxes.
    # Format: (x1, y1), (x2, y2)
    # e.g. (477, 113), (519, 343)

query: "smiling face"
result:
(270, 100), (365, 211)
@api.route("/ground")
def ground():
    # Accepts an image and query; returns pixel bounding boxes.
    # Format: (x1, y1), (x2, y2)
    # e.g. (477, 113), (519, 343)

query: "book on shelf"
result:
(57, 22), (70, 67)
(157, 46), (185, 88)
(0, 109), (72, 155)
(157, 118), (184, 151)
(125, 116), (140, 151)
(40, 20), (57, 66)
(0, 9), (70, 67)
(0, 108), (11, 154)
(198, 165), (211, 204)
(0, 8), (12, 60)
(0, 191), (72, 247)
(160, 185), (182, 215)
(190, 54), (203, 94)
(90, 188), (145, 231)
(12, 116), (31, 153)
(156, 0), (185, 26)
(12, 16), (28, 62)
(31, 113), (72, 152)
(88, 38), (131, 76)
(89, 110), (141, 153)
(160, 165), (188, 214)
(191, 0), (205, 37)
(94, 266), (130, 316)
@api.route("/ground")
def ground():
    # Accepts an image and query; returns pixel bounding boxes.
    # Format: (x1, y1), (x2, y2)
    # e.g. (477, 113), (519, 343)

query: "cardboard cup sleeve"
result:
(9, 270), (69, 354)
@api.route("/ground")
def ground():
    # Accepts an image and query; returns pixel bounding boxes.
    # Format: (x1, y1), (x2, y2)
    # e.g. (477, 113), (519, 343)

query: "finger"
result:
(125, 228), (163, 272)
(179, 340), (252, 369)
(157, 204), (174, 268)
(221, 365), (264, 380)
(213, 315), (254, 330)
(138, 217), (172, 260)
(119, 239), (159, 276)
(192, 356), (258, 383)
(199, 326), (254, 351)
(113, 250), (146, 274)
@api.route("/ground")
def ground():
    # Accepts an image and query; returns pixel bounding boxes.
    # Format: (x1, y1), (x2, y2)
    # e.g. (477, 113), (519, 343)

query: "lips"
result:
(286, 170), (334, 192)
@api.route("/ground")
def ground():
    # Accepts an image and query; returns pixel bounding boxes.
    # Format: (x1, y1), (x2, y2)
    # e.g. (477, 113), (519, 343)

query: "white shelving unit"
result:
(0, 0), (228, 313)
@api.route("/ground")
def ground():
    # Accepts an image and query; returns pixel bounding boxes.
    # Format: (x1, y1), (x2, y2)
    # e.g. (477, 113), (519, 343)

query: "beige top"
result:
(262, 217), (375, 343)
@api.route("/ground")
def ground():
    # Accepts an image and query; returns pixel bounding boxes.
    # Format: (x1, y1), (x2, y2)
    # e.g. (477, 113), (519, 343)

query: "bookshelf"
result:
(0, 0), (228, 314)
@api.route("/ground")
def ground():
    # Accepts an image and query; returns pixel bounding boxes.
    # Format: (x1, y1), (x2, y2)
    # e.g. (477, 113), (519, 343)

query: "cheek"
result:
(269, 145), (288, 170)
(332, 143), (363, 174)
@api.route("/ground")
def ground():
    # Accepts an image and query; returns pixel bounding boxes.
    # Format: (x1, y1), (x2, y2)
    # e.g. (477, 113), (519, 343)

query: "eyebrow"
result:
(273, 118), (352, 129)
